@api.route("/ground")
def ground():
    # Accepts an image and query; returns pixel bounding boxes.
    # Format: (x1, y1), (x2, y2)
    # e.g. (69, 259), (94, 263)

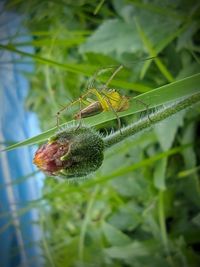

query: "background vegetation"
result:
(3, 0), (200, 266)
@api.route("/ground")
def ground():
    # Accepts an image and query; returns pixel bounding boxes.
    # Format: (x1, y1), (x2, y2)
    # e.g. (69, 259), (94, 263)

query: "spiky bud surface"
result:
(33, 126), (104, 178)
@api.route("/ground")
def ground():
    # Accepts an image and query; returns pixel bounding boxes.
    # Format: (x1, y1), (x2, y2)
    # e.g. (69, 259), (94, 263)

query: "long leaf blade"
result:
(3, 73), (200, 151)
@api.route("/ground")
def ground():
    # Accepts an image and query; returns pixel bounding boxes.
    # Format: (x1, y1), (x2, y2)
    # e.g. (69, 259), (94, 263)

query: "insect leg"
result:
(56, 98), (81, 127)
(103, 64), (124, 89)
(87, 67), (114, 89)
(76, 97), (84, 130)
(103, 94), (122, 134)
(86, 88), (122, 129)
(56, 89), (99, 127)
(134, 98), (152, 122)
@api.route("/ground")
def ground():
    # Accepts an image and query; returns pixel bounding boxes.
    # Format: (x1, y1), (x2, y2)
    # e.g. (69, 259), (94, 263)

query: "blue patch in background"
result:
(0, 2), (44, 267)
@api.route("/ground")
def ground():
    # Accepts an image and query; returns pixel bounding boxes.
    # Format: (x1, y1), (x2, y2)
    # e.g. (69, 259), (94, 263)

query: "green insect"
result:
(56, 65), (129, 129)
(56, 57), (155, 128)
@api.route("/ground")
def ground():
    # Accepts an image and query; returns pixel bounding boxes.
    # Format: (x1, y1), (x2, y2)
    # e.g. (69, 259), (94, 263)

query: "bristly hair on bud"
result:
(33, 126), (104, 179)
(33, 93), (200, 180)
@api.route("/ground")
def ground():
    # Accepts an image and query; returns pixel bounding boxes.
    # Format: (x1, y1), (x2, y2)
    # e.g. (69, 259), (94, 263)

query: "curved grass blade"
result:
(3, 72), (200, 151)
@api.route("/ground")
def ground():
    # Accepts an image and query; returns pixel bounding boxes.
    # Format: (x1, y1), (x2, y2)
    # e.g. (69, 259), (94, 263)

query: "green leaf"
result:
(181, 122), (197, 169)
(0, 44), (94, 76)
(79, 19), (143, 56)
(108, 201), (142, 231)
(153, 158), (167, 190)
(102, 221), (132, 246)
(135, 18), (174, 82)
(154, 111), (185, 151)
(80, 3), (182, 59)
(104, 240), (157, 260)
(82, 144), (192, 188)
(3, 73), (200, 151)
(179, 122), (200, 207)
(192, 213), (200, 227)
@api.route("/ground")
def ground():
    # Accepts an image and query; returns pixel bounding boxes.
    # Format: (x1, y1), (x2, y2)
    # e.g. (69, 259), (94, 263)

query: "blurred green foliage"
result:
(4, 0), (200, 266)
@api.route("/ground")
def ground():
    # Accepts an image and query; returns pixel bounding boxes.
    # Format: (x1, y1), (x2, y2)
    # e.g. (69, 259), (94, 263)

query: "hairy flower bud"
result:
(33, 126), (104, 178)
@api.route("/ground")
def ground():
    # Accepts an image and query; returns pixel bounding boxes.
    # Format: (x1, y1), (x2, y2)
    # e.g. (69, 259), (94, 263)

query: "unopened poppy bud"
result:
(33, 126), (104, 178)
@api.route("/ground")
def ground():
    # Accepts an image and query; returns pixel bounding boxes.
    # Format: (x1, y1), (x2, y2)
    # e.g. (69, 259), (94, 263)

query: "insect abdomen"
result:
(74, 101), (103, 119)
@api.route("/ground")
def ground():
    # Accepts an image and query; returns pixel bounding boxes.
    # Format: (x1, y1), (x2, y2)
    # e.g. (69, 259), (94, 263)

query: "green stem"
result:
(0, 43), (90, 75)
(158, 191), (176, 267)
(78, 186), (99, 264)
(40, 213), (56, 267)
(104, 93), (200, 148)
(135, 18), (174, 82)
(158, 191), (168, 251)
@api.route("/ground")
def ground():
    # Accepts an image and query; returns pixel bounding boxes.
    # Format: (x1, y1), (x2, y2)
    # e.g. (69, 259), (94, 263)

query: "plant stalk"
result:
(104, 93), (200, 148)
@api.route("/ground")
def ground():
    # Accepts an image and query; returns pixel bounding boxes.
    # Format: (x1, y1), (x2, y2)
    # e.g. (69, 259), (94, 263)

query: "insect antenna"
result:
(55, 56), (157, 127)
(87, 66), (115, 89)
